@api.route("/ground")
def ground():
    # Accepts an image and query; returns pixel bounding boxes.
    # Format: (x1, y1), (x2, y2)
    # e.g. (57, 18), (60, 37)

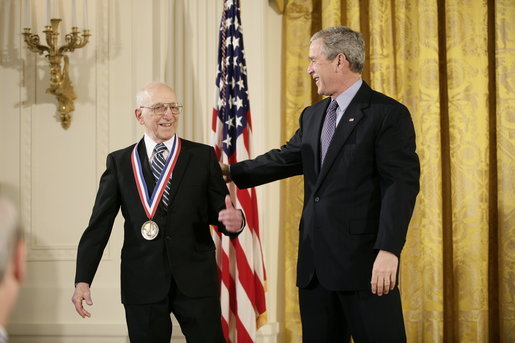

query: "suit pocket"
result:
(349, 218), (378, 235)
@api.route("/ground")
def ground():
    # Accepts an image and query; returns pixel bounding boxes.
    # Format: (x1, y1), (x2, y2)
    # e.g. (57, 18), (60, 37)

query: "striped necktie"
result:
(151, 143), (171, 207)
(320, 100), (339, 165)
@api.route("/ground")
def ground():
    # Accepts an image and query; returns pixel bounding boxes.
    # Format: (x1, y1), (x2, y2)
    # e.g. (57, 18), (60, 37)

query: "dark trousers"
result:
(299, 274), (406, 343)
(124, 277), (225, 343)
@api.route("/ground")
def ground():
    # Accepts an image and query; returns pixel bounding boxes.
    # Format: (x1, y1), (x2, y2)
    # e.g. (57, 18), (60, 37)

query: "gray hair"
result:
(0, 194), (21, 282)
(311, 26), (365, 73)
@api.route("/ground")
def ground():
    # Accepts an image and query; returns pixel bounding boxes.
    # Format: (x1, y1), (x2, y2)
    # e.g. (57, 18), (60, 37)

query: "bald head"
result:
(134, 82), (180, 143)
(0, 195), (21, 282)
(136, 82), (177, 107)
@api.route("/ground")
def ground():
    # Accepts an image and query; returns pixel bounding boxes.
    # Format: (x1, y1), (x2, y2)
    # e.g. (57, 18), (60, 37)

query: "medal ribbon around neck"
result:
(131, 135), (181, 219)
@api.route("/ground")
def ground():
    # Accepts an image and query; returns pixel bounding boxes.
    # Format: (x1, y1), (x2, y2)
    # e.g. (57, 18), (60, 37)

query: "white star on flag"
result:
(210, 0), (267, 342)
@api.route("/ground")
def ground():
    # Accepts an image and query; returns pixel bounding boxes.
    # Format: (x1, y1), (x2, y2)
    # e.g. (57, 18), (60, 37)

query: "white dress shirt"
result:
(144, 134), (176, 162)
(332, 78), (363, 126)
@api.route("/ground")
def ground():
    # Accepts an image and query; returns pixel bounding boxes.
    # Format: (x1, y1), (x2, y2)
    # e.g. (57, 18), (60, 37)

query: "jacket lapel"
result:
(166, 138), (190, 209)
(137, 138), (155, 197)
(314, 82), (371, 192)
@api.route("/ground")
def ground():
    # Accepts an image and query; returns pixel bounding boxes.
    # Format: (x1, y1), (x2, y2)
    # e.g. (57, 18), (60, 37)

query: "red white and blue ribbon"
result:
(131, 135), (181, 219)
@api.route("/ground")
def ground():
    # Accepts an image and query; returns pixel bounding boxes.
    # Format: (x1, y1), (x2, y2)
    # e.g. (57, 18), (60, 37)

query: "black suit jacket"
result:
(231, 81), (420, 291)
(75, 138), (235, 304)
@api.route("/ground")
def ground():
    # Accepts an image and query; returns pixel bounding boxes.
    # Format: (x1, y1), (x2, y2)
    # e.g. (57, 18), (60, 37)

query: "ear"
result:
(13, 239), (26, 283)
(336, 53), (349, 70)
(134, 108), (144, 124)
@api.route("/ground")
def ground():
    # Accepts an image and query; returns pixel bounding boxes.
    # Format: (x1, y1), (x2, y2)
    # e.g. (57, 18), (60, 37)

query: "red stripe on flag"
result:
(211, 1), (267, 341)
(212, 108), (219, 131)
(246, 109), (253, 130)
(221, 317), (229, 342)
(236, 188), (256, 233)
(233, 238), (264, 307)
(243, 110), (251, 150)
(236, 314), (254, 343)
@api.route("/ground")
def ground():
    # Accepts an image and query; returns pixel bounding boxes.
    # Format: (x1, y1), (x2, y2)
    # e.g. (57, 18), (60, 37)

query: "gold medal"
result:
(141, 220), (159, 240)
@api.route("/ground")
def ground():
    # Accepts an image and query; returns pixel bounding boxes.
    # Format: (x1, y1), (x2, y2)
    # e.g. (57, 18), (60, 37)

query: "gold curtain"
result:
(274, 0), (514, 342)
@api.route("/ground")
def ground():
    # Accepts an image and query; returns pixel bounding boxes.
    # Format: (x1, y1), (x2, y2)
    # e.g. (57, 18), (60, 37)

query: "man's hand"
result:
(218, 195), (243, 233)
(218, 162), (231, 183)
(370, 250), (398, 296)
(71, 282), (93, 318)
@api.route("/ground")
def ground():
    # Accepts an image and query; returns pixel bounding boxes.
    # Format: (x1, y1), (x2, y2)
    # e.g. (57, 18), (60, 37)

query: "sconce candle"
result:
(46, 0), (51, 24)
(72, 0), (77, 27)
(22, 16), (91, 129)
(23, 0), (30, 28)
(83, 0), (88, 29)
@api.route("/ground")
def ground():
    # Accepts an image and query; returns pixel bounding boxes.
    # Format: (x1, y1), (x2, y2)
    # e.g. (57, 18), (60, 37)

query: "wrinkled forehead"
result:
(142, 87), (178, 106)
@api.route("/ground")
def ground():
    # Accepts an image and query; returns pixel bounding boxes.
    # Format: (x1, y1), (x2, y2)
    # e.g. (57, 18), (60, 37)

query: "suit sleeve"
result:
(374, 104), (420, 256)
(75, 153), (121, 285)
(230, 109), (306, 189)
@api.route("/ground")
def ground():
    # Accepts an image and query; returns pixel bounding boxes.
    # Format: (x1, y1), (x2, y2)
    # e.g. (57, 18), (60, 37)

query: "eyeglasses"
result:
(140, 102), (183, 115)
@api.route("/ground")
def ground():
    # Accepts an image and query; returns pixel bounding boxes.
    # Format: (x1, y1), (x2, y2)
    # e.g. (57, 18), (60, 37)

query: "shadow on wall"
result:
(0, 0), (30, 110)
(0, 0), (121, 126)
(166, 0), (220, 144)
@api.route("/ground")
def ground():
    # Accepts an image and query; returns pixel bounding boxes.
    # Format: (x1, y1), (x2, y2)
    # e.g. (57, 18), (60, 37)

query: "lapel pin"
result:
(349, 118), (355, 122)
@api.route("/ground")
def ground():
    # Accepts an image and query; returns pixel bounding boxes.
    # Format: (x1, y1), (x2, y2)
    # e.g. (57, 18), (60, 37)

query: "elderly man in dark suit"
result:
(72, 82), (243, 343)
(221, 26), (420, 342)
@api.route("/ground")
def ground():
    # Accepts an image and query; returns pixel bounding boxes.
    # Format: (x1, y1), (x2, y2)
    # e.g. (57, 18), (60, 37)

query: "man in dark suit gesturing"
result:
(221, 26), (420, 342)
(72, 82), (243, 343)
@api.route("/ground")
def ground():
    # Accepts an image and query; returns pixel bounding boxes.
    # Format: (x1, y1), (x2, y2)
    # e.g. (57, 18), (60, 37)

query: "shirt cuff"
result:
(237, 209), (246, 233)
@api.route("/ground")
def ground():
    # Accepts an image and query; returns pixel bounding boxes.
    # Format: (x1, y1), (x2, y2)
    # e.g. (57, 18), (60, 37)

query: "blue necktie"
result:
(320, 100), (338, 165)
(151, 143), (171, 207)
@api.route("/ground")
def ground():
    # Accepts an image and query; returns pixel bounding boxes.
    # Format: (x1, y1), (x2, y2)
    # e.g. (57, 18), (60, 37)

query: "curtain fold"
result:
(278, 0), (514, 341)
(280, 1), (315, 342)
(495, 2), (514, 342)
(444, 1), (491, 341)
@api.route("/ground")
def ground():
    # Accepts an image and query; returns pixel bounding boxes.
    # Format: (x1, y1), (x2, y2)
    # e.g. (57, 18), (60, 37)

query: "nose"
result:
(162, 106), (174, 119)
(307, 62), (313, 75)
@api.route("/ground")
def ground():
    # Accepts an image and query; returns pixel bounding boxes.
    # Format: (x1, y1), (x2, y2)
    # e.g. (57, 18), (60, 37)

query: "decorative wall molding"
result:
(20, 0), (112, 262)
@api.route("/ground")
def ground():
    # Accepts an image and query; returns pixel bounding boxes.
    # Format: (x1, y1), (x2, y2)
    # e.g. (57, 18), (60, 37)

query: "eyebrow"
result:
(150, 102), (180, 106)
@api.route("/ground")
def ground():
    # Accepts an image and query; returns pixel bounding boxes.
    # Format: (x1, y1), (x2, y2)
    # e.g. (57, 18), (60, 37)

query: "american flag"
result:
(211, 0), (267, 342)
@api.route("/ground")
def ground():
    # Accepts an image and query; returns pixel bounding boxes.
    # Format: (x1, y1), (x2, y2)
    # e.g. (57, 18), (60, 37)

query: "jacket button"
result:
(314, 196), (320, 202)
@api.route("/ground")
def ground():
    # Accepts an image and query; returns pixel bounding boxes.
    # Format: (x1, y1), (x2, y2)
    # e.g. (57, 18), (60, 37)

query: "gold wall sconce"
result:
(22, 1), (91, 129)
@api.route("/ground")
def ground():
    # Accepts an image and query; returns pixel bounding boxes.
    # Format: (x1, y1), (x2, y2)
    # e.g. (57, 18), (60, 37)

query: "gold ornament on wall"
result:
(22, 1), (91, 129)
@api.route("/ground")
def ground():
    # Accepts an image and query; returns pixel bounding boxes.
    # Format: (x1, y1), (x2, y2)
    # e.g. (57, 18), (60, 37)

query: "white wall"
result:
(0, 0), (283, 342)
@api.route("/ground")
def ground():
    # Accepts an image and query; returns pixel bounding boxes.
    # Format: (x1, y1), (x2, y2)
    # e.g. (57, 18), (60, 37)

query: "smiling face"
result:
(135, 83), (179, 143)
(306, 38), (342, 97)
(307, 38), (362, 98)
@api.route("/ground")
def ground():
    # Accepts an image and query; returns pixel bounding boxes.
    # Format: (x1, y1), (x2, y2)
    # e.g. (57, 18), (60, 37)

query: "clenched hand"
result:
(218, 195), (243, 233)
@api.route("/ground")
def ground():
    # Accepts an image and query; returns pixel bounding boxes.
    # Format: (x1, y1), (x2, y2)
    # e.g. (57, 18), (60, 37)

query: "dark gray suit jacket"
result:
(231, 81), (420, 291)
